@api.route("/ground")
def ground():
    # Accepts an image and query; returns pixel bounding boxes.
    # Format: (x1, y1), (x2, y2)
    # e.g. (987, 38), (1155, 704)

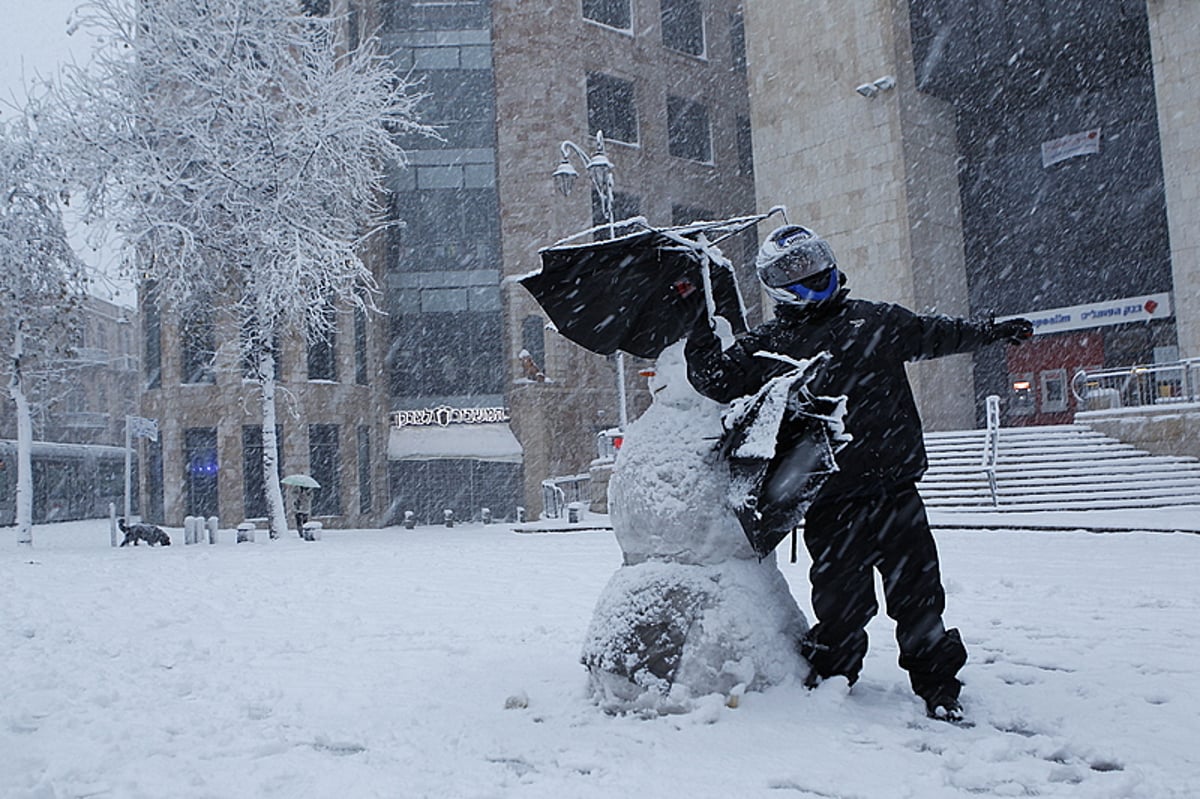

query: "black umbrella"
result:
(522, 214), (776, 360)
(719, 354), (848, 558)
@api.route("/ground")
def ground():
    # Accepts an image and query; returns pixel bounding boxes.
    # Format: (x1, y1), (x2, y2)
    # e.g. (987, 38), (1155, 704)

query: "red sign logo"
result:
(1144, 300), (1159, 314)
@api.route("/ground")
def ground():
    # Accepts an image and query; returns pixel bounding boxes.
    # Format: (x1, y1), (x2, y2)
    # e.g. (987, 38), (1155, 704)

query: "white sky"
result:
(0, 1), (135, 307)
(0, 1), (90, 108)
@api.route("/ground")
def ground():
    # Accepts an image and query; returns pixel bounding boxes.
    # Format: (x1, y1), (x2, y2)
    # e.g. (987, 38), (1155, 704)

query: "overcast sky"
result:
(0, 1), (91, 108)
(1, 1), (134, 307)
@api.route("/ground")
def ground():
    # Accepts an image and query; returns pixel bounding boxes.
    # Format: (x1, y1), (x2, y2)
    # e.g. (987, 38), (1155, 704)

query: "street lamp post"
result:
(553, 131), (628, 430)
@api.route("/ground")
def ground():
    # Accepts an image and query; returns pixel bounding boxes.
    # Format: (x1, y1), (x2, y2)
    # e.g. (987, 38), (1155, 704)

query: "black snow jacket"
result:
(685, 292), (996, 501)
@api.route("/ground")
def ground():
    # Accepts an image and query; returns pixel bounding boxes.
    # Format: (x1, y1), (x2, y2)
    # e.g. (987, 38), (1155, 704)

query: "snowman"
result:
(580, 332), (823, 714)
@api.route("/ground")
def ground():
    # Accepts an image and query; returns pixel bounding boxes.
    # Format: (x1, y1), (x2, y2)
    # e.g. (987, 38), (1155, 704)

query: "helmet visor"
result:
(780, 268), (839, 303)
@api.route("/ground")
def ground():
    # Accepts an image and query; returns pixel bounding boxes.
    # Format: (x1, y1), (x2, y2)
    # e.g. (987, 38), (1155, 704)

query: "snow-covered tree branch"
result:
(0, 99), (90, 546)
(55, 0), (433, 538)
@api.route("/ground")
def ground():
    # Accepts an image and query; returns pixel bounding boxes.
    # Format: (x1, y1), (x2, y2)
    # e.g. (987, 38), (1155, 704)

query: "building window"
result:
(389, 188), (499, 273)
(142, 283), (161, 389)
(521, 315), (546, 375)
(146, 436), (164, 524)
(388, 311), (504, 398)
(357, 425), (372, 515)
(181, 314), (215, 385)
(243, 425), (283, 520)
(309, 424), (341, 516)
(354, 307), (369, 385)
(668, 95), (712, 163)
(736, 114), (754, 176)
(672, 204), (715, 226)
(587, 72), (638, 145)
(662, 0), (705, 57)
(307, 317), (337, 382)
(591, 190), (641, 238)
(729, 11), (747, 72)
(184, 427), (219, 518)
(583, 0), (630, 30)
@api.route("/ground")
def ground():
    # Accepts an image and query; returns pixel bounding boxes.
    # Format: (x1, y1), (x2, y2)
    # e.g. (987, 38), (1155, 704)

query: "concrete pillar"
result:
(1147, 0), (1200, 359)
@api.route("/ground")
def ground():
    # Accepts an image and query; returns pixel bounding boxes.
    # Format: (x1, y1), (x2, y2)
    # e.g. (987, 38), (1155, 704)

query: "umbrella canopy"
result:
(523, 216), (766, 360)
(281, 474), (320, 489)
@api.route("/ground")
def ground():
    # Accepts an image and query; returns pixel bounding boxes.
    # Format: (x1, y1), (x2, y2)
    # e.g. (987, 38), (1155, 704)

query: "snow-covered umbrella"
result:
(523, 212), (780, 360)
(719, 353), (850, 558)
(281, 474), (320, 489)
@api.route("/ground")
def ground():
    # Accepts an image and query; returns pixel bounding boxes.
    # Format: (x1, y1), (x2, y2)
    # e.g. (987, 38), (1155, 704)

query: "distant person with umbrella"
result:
(282, 474), (319, 537)
(685, 224), (1033, 723)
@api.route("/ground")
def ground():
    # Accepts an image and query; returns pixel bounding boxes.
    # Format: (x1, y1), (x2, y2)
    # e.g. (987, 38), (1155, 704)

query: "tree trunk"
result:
(258, 351), (288, 540)
(9, 328), (34, 546)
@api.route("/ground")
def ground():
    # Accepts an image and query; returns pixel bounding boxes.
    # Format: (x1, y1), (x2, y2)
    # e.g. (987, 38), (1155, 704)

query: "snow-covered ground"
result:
(3, 515), (1198, 798)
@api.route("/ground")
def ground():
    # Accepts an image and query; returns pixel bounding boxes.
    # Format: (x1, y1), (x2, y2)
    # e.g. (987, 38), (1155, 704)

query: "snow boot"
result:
(925, 695), (965, 724)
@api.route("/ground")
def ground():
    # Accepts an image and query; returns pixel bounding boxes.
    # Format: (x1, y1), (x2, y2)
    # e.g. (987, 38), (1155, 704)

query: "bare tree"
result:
(56, 0), (431, 538)
(0, 103), (89, 546)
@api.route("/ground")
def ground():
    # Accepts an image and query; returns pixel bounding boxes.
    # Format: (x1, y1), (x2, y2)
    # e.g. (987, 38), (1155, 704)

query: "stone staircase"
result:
(918, 423), (1200, 513)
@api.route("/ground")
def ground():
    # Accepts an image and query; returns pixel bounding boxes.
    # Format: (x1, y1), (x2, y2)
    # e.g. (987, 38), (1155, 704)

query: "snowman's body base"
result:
(580, 343), (810, 714)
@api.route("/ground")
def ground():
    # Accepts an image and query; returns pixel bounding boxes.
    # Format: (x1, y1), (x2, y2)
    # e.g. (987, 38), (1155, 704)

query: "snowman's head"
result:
(648, 341), (704, 410)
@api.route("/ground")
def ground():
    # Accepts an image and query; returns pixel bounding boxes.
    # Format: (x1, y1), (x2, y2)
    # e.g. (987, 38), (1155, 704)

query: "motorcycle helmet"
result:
(755, 225), (840, 306)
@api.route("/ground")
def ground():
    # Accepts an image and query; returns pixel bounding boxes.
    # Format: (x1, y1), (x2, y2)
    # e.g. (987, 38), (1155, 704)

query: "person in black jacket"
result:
(685, 224), (1032, 722)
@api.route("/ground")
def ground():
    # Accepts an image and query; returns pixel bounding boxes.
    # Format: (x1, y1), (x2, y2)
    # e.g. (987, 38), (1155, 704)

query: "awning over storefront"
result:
(387, 423), (523, 464)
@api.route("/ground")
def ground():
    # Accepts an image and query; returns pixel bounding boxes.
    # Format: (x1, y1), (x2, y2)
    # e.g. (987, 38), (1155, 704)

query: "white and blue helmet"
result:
(755, 225), (840, 306)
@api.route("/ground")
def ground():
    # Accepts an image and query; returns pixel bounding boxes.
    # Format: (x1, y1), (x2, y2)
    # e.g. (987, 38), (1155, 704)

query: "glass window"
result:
(181, 314), (215, 385)
(662, 0), (705, 57)
(389, 188), (499, 273)
(307, 316), (337, 382)
(243, 425), (283, 519)
(729, 11), (747, 71)
(388, 310), (504, 398)
(587, 72), (638, 145)
(354, 307), (369, 385)
(667, 95), (712, 162)
(521, 316), (546, 374)
(142, 282), (161, 389)
(736, 114), (754, 176)
(591, 190), (641, 238)
(357, 425), (372, 515)
(184, 427), (219, 518)
(583, 0), (630, 30)
(309, 424), (341, 516)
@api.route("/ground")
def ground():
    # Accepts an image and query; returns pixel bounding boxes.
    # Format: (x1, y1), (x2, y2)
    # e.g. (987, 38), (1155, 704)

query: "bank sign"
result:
(999, 292), (1173, 336)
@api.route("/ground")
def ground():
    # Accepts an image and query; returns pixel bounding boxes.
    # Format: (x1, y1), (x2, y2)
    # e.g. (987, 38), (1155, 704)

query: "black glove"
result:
(989, 318), (1034, 344)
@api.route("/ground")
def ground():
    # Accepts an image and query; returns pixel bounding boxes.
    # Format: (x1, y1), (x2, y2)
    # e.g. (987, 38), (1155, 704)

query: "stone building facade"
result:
(742, 0), (1199, 430)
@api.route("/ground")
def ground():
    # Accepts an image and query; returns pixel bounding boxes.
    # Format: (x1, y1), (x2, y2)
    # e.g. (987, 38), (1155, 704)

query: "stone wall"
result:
(1078, 405), (1200, 460)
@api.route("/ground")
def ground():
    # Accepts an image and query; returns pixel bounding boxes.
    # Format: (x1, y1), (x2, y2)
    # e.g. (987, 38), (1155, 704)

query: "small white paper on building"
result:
(1041, 128), (1101, 167)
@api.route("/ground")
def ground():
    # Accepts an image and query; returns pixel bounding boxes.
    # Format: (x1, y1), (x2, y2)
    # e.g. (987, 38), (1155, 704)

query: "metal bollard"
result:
(443, 509), (454, 528)
(515, 506), (525, 524)
(567, 502), (581, 524)
(236, 522), (256, 544)
(206, 516), (219, 545)
(481, 507), (491, 525)
(183, 516), (199, 545)
(403, 510), (416, 529)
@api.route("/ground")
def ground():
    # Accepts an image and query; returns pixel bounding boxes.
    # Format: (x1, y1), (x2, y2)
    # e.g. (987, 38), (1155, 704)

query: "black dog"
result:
(119, 518), (171, 547)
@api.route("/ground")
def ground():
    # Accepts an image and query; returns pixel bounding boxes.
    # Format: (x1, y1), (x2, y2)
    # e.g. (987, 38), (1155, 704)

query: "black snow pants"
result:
(798, 482), (967, 704)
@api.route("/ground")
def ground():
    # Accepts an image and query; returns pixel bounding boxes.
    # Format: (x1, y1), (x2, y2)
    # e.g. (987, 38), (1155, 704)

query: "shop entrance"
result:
(1005, 332), (1104, 426)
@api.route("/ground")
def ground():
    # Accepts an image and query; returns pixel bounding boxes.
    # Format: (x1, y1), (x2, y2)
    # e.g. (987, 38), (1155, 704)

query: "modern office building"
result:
(742, 0), (1198, 429)
(138, 0), (758, 526)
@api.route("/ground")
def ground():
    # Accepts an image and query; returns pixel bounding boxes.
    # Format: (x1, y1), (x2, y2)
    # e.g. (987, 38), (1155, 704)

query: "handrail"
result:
(1072, 357), (1200, 410)
(981, 395), (1001, 507)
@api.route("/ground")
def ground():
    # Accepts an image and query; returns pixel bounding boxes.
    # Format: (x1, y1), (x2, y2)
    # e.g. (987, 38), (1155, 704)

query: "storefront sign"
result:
(1041, 128), (1101, 167)
(999, 292), (1173, 336)
(391, 406), (511, 428)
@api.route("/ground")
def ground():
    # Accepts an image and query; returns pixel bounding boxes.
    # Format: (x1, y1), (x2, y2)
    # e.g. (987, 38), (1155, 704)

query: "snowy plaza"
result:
(3, 515), (1199, 798)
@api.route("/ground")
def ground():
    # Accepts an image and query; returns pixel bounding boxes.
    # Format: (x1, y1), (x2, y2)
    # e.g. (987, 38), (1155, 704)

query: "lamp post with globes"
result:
(552, 130), (628, 430)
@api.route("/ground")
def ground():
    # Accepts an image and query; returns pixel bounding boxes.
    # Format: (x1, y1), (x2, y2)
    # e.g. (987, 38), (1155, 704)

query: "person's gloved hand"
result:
(989, 318), (1034, 344)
